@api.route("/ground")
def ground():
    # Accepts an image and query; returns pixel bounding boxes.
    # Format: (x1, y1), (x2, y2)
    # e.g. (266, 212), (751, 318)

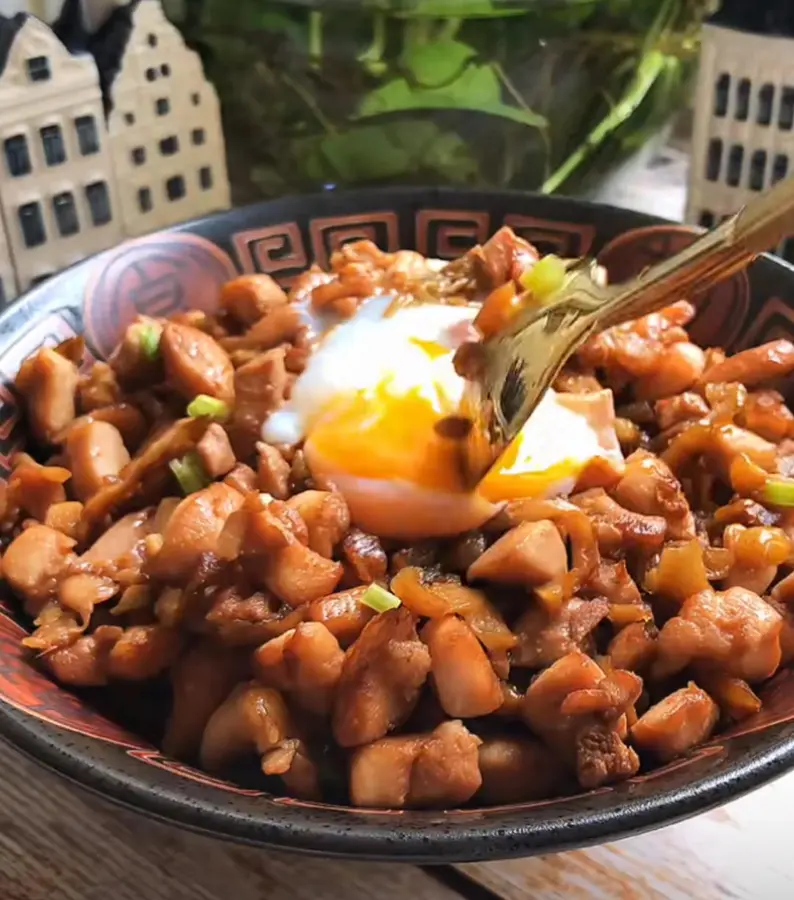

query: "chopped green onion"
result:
(763, 478), (794, 507)
(187, 394), (230, 421)
(169, 451), (210, 495)
(360, 583), (402, 614)
(520, 254), (567, 303)
(139, 324), (161, 361)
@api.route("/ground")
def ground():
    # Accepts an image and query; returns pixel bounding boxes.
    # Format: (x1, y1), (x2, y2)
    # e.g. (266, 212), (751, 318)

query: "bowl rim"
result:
(1, 186), (794, 862)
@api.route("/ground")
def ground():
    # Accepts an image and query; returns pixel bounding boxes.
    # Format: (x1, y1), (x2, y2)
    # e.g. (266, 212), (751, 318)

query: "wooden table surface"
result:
(0, 730), (789, 900)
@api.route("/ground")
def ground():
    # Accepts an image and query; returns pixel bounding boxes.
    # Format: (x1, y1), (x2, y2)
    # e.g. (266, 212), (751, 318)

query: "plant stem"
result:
(358, 11), (388, 75)
(541, 49), (667, 194)
(308, 10), (323, 67)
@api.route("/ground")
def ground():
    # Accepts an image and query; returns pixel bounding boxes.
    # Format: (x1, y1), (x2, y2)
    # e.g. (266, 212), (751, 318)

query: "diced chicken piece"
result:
(44, 501), (83, 540)
(106, 625), (182, 681)
(15, 347), (79, 443)
(572, 488), (666, 555)
(224, 305), (303, 351)
(263, 541), (344, 607)
(349, 721), (482, 810)
(148, 483), (244, 583)
(654, 392), (710, 431)
(422, 615), (502, 718)
(613, 449), (694, 541)
(43, 626), (123, 686)
(333, 607), (431, 747)
(204, 589), (305, 647)
(349, 735), (424, 808)
(575, 724), (640, 788)
(6, 458), (70, 523)
(108, 318), (163, 388)
(253, 622), (345, 716)
(477, 737), (567, 804)
(199, 682), (294, 771)
(467, 520), (567, 586)
(521, 651), (604, 755)
(338, 528), (387, 585)
(196, 423), (236, 479)
(702, 339), (794, 387)
(77, 361), (122, 412)
(513, 598), (609, 669)
(655, 588), (782, 683)
(307, 587), (375, 646)
(65, 420), (131, 501)
(160, 322), (234, 402)
(78, 417), (210, 542)
(220, 274), (288, 326)
(631, 683), (719, 762)
(163, 640), (249, 758)
(741, 390), (794, 442)
(224, 463), (258, 494)
(409, 720), (483, 808)
(81, 509), (154, 573)
(287, 490), (350, 559)
(58, 573), (117, 626)
(228, 348), (288, 459)
(256, 442), (290, 499)
(608, 621), (658, 673)
(632, 342), (706, 401)
(3, 524), (76, 615)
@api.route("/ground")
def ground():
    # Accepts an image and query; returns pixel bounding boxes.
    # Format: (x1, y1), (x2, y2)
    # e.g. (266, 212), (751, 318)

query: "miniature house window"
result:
(132, 147), (146, 165)
(159, 136), (178, 156)
(774, 154), (790, 183)
(161, 64), (170, 77)
(191, 92), (201, 106)
(191, 128), (205, 146)
(146, 68), (157, 82)
(26, 56), (51, 83)
(148, 33), (158, 47)
(75, 116), (100, 156)
(18, 202), (46, 248)
(124, 113), (135, 126)
(86, 181), (112, 226)
(780, 88), (794, 132)
(53, 192), (79, 237)
(166, 175), (185, 201)
(758, 84), (775, 127)
(156, 98), (170, 116)
(199, 166), (213, 190)
(4, 135), (31, 178)
(138, 187), (152, 213)
(40, 125), (66, 167)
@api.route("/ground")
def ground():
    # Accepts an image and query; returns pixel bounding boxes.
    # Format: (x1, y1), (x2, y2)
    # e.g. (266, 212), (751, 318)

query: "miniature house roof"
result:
(0, 14), (30, 78)
(84, 0), (144, 114)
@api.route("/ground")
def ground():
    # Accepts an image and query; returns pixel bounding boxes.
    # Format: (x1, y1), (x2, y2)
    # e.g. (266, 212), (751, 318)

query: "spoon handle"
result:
(596, 175), (794, 330)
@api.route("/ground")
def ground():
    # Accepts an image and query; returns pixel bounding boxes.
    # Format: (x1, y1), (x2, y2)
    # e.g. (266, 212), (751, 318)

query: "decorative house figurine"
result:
(686, 7), (794, 262)
(89, 0), (230, 238)
(0, 11), (123, 293)
(0, 0), (230, 303)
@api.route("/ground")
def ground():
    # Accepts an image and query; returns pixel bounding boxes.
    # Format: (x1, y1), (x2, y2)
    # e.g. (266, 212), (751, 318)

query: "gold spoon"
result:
(459, 176), (794, 487)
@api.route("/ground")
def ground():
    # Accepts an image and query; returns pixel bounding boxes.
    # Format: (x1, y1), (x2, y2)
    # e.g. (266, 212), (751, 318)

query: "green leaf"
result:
(401, 39), (477, 88)
(357, 62), (547, 129)
(294, 120), (478, 184)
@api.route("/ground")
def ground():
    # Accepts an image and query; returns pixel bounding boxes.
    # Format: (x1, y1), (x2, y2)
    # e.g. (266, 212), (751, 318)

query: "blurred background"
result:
(3, 0), (794, 288)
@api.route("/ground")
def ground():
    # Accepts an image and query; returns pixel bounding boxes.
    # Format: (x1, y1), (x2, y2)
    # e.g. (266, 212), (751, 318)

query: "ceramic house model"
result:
(89, 0), (230, 237)
(0, 0), (229, 300)
(0, 11), (123, 292)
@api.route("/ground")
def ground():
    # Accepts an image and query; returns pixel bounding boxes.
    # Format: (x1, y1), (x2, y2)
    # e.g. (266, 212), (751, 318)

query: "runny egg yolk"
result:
(263, 296), (624, 540)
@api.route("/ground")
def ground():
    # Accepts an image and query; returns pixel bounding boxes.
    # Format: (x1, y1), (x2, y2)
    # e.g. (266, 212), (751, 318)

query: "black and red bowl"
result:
(1, 187), (794, 863)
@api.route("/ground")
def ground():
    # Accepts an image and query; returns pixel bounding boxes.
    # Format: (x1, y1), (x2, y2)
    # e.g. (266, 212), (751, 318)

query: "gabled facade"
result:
(0, 207), (18, 305)
(93, 0), (230, 238)
(0, 12), (122, 292)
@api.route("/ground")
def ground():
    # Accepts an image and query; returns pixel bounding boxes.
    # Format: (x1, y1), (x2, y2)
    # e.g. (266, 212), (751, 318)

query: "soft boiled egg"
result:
(262, 295), (624, 540)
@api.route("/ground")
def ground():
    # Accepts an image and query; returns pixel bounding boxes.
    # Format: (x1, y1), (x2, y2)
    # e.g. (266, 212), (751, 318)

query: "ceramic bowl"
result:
(2, 188), (794, 862)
